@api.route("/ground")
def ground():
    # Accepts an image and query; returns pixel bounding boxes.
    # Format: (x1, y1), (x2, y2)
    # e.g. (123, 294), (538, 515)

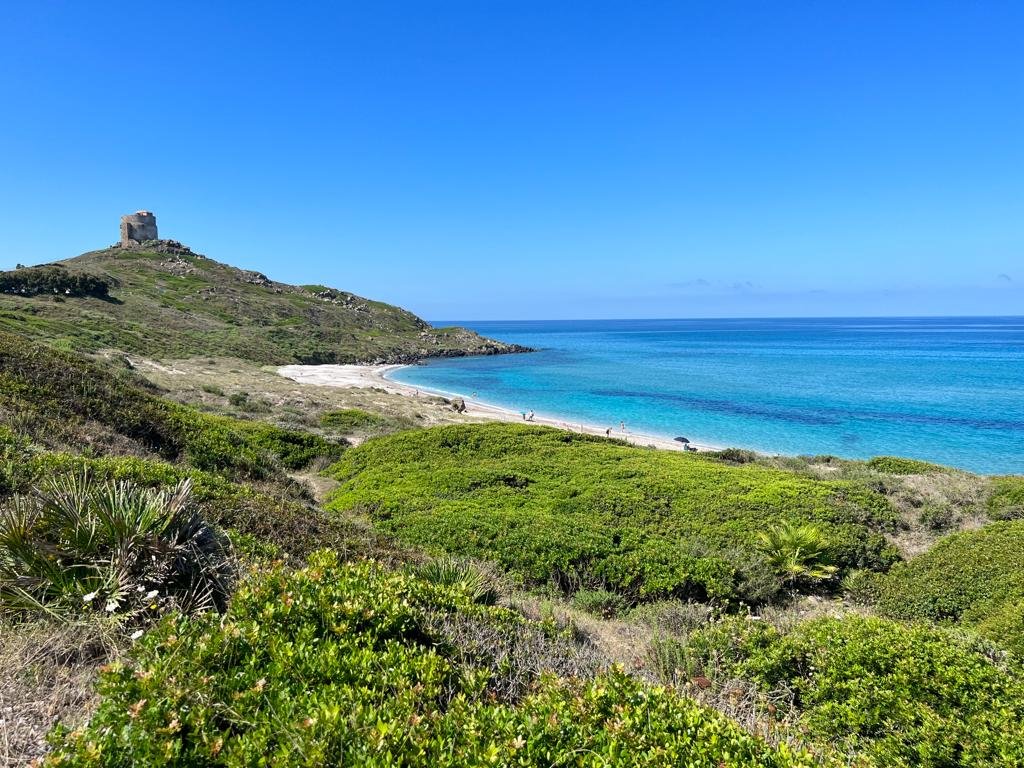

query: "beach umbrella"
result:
(674, 436), (690, 444)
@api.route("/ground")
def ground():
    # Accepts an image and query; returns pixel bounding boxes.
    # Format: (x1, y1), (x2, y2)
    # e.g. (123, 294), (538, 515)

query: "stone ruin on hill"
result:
(115, 211), (199, 259)
(119, 210), (158, 246)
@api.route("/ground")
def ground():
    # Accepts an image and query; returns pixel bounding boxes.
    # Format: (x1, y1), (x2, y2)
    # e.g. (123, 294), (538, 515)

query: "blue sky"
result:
(1, 1), (1021, 319)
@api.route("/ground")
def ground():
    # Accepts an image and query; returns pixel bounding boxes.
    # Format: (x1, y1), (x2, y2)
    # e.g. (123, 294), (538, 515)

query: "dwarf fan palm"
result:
(758, 521), (838, 590)
(0, 473), (235, 618)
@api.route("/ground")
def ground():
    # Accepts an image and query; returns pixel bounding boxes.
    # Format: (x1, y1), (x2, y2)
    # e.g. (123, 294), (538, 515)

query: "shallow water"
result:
(390, 318), (1024, 475)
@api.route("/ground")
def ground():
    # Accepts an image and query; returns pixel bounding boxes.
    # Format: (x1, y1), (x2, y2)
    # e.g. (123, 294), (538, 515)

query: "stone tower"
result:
(119, 211), (158, 246)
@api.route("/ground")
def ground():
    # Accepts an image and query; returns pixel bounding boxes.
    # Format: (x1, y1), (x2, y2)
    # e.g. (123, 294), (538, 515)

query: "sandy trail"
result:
(277, 363), (717, 453)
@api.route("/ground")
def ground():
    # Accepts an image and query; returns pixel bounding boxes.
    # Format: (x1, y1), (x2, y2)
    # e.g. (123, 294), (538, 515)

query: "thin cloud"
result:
(667, 278), (711, 289)
(997, 273), (1012, 283)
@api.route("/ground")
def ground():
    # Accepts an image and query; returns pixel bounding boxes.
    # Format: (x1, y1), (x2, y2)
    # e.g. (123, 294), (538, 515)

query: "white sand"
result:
(277, 363), (717, 453)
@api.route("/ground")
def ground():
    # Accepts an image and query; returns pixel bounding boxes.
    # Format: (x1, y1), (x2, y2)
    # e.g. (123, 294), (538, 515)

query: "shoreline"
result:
(276, 363), (719, 453)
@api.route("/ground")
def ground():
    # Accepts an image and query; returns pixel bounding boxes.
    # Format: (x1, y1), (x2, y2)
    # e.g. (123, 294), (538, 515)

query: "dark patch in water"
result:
(590, 388), (1024, 432)
(590, 389), (841, 427)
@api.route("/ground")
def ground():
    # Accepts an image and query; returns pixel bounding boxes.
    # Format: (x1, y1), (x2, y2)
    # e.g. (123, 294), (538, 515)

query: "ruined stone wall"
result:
(119, 211), (158, 245)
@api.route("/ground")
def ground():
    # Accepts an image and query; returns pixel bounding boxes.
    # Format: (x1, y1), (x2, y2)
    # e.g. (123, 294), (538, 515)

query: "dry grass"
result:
(0, 621), (120, 767)
(122, 355), (482, 439)
(756, 454), (993, 558)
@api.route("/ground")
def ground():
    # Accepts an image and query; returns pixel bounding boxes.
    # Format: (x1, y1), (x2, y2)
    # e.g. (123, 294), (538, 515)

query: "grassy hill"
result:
(0, 242), (527, 363)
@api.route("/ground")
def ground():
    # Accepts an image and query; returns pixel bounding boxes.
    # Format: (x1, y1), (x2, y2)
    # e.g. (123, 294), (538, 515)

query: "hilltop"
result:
(0, 240), (527, 363)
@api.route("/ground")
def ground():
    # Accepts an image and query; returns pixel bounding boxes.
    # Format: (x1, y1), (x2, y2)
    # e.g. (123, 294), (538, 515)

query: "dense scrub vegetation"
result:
(320, 407), (407, 434)
(46, 554), (816, 767)
(873, 520), (1024, 653)
(680, 614), (1024, 766)
(3, 328), (1023, 767)
(0, 247), (524, 363)
(0, 429), (404, 568)
(988, 475), (1024, 520)
(326, 424), (900, 605)
(0, 265), (110, 299)
(865, 455), (947, 475)
(0, 330), (345, 480)
(0, 475), (234, 618)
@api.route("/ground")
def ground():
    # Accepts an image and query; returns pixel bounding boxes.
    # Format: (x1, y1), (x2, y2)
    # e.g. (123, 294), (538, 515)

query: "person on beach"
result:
(527, 410), (535, 421)
(521, 411), (527, 420)
(606, 427), (612, 437)
(620, 420), (625, 432)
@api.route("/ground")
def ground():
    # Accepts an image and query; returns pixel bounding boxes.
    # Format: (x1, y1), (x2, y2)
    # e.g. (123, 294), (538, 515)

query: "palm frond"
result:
(0, 473), (235, 620)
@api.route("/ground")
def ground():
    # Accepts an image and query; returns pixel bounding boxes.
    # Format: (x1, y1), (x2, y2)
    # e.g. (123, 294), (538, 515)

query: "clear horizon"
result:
(430, 314), (1024, 323)
(1, 2), (1022, 320)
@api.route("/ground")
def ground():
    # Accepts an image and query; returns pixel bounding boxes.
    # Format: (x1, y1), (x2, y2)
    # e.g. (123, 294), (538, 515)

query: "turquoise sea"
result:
(389, 318), (1024, 475)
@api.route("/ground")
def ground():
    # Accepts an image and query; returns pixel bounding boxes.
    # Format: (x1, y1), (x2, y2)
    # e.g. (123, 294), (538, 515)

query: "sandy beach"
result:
(277, 363), (717, 452)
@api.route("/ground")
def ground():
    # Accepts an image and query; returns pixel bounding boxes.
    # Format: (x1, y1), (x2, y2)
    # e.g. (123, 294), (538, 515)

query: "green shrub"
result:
(0, 474), (234, 618)
(866, 456), (947, 475)
(705, 447), (759, 464)
(200, 383), (224, 396)
(572, 587), (627, 618)
(840, 569), (882, 605)
(0, 265), (110, 299)
(417, 557), (499, 606)
(988, 476), (1024, 520)
(685, 614), (1024, 766)
(974, 596), (1024, 657)
(164, 406), (346, 477)
(757, 521), (837, 589)
(227, 392), (249, 407)
(47, 554), (813, 767)
(874, 520), (1024, 652)
(2, 450), (405, 569)
(917, 502), (958, 530)
(0, 330), (345, 481)
(645, 635), (693, 685)
(320, 408), (388, 432)
(327, 424), (899, 605)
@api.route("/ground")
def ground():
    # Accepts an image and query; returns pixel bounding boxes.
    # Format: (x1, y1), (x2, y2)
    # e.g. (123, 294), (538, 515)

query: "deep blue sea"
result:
(390, 318), (1024, 475)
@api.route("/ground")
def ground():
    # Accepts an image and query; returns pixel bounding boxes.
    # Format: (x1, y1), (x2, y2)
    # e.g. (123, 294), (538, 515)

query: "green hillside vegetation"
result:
(865, 455), (948, 475)
(679, 614), (1024, 766)
(873, 520), (1024, 653)
(0, 330), (344, 481)
(988, 475), (1024, 520)
(319, 407), (408, 435)
(0, 264), (110, 299)
(0, 430), (402, 569)
(1, 335), (815, 765)
(326, 423), (901, 605)
(0, 333), (403, 570)
(46, 554), (817, 768)
(1, 323), (1023, 766)
(1, 474), (236, 618)
(0, 244), (526, 363)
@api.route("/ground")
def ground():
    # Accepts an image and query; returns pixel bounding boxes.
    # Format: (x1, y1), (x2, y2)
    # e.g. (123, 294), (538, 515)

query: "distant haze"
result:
(1, 3), (1021, 319)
